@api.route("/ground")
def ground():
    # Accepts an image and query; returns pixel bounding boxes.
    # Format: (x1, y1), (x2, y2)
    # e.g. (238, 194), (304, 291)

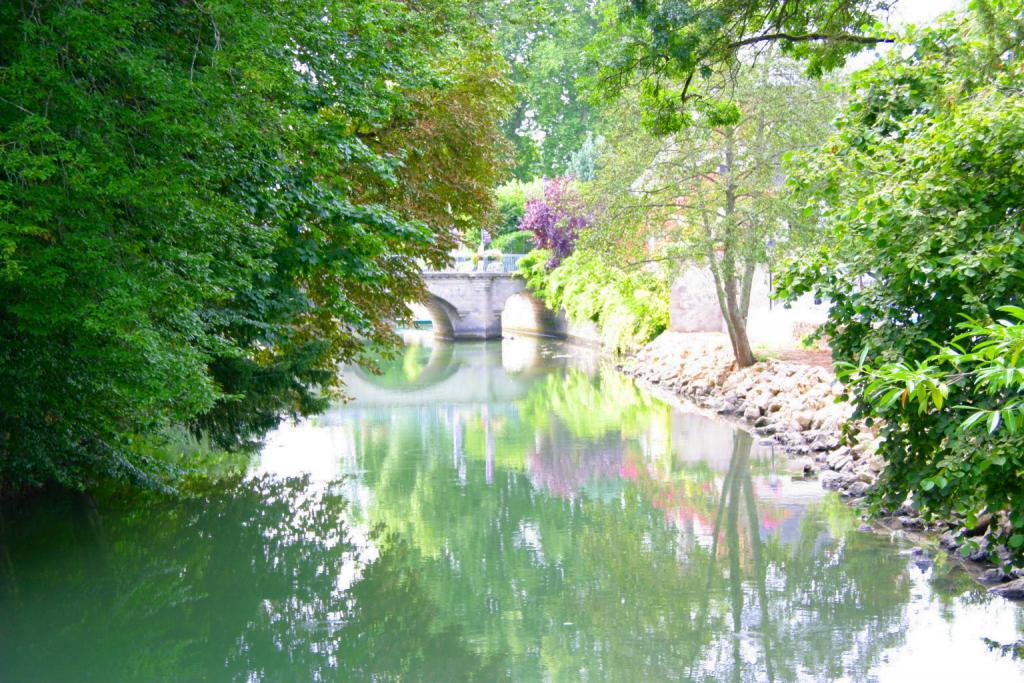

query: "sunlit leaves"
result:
(520, 249), (669, 353)
(587, 0), (890, 134)
(846, 309), (1024, 435)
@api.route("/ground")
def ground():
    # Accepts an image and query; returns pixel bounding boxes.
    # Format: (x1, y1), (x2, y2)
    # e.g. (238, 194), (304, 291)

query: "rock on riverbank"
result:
(617, 333), (881, 500)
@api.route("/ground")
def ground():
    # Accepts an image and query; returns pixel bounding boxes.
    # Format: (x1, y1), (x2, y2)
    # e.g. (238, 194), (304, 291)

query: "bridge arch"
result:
(419, 273), (529, 340)
(420, 294), (459, 339)
(501, 291), (567, 339)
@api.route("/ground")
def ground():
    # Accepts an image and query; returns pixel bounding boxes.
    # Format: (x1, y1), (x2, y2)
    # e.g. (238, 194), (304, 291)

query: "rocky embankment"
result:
(619, 332), (1024, 591)
(618, 333), (882, 498)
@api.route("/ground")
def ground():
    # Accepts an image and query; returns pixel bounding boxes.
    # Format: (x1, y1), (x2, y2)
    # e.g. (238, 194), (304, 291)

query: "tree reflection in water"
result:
(0, 477), (503, 682)
(342, 363), (914, 681)
(0, 342), (1006, 681)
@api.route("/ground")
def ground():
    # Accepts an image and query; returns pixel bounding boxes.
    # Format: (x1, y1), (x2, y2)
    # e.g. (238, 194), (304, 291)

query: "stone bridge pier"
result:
(420, 273), (527, 340)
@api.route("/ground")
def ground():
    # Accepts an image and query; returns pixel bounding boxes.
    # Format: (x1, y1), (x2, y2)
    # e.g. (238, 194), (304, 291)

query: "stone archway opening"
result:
(411, 295), (458, 339)
(501, 292), (565, 339)
(416, 272), (559, 340)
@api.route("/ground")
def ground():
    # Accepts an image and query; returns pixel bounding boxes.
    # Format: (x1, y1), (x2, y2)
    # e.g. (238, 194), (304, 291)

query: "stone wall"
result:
(670, 266), (828, 349)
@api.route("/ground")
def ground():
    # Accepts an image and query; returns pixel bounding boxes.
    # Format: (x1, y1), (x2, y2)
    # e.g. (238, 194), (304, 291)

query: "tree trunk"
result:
(739, 255), (757, 324)
(724, 274), (756, 367)
(709, 127), (756, 368)
(708, 247), (756, 368)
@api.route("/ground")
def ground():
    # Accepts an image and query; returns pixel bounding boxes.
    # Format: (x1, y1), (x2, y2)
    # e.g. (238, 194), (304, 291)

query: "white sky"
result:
(890, 0), (966, 26)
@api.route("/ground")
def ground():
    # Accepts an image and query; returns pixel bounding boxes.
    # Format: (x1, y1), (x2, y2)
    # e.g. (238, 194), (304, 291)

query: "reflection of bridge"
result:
(338, 340), (560, 409)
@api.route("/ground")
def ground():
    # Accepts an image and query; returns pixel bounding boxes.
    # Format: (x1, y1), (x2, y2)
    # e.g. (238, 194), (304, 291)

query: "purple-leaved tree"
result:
(520, 178), (590, 267)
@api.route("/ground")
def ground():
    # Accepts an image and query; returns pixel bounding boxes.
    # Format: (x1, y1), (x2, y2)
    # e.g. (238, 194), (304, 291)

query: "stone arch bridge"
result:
(420, 272), (530, 339)
(416, 255), (579, 340)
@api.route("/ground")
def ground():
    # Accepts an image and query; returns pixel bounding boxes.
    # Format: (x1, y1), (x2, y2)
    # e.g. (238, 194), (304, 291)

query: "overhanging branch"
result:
(728, 32), (894, 50)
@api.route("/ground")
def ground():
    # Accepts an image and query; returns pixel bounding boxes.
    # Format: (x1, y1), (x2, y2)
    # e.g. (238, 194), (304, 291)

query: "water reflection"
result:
(0, 478), (502, 682)
(1, 336), (1022, 681)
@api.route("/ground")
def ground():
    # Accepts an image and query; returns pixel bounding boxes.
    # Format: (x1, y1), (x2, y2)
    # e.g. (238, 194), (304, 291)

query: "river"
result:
(1, 336), (1023, 681)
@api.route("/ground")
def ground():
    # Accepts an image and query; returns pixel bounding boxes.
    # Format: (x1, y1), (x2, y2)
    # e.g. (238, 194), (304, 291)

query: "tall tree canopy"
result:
(0, 0), (510, 490)
(490, 0), (603, 178)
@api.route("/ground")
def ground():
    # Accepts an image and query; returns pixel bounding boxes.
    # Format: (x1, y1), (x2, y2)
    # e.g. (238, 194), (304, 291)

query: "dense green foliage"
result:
(840, 308), (1024, 562)
(498, 1), (886, 366)
(588, 0), (889, 134)
(778, 4), (1024, 562)
(854, 308), (1024, 439)
(492, 179), (541, 236)
(492, 230), (534, 254)
(491, 0), (603, 178)
(0, 0), (509, 490)
(520, 249), (669, 353)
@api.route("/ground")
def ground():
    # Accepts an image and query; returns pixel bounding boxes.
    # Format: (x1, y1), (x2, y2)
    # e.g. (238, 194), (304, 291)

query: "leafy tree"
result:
(493, 230), (535, 254)
(0, 0), (509, 490)
(582, 56), (837, 366)
(565, 132), (603, 181)
(490, 0), (605, 177)
(520, 178), (590, 266)
(587, 0), (891, 134)
(777, 3), (1024, 562)
(493, 179), (543, 237)
(372, 41), (515, 237)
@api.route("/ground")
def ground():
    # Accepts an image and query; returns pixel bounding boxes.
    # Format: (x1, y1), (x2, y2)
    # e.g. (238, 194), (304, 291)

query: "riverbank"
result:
(617, 333), (879, 495)
(617, 331), (1024, 593)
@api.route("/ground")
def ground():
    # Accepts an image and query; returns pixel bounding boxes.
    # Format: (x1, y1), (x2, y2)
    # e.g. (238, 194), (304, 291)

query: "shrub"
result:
(520, 249), (669, 354)
(777, 7), (1024, 563)
(520, 178), (590, 266)
(493, 230), (535, 254)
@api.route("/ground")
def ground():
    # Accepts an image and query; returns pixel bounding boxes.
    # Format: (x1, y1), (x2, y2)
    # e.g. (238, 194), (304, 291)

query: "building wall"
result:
(670, 266), (827, 350)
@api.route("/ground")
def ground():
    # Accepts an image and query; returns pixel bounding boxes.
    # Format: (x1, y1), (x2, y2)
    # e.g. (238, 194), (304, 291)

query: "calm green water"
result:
(2, 336), (1023, 682)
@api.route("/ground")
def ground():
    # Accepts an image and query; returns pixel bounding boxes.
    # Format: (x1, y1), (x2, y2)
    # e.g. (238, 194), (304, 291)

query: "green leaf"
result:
(989, 411), (1002, 434)
(961, 410), (987, 430)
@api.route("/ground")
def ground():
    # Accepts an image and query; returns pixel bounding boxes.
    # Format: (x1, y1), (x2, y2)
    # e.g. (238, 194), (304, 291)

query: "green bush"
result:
(0, 0), (505, 491)
(494, 179), (543, 235)
(778, 6), (1024, 564)
(520, 249), (669, 354)
(493, 230), (535, 254)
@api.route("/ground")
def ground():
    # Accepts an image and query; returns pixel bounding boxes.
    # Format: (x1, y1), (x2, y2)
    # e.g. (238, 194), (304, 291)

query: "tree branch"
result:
(728, 32), (893, 50)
